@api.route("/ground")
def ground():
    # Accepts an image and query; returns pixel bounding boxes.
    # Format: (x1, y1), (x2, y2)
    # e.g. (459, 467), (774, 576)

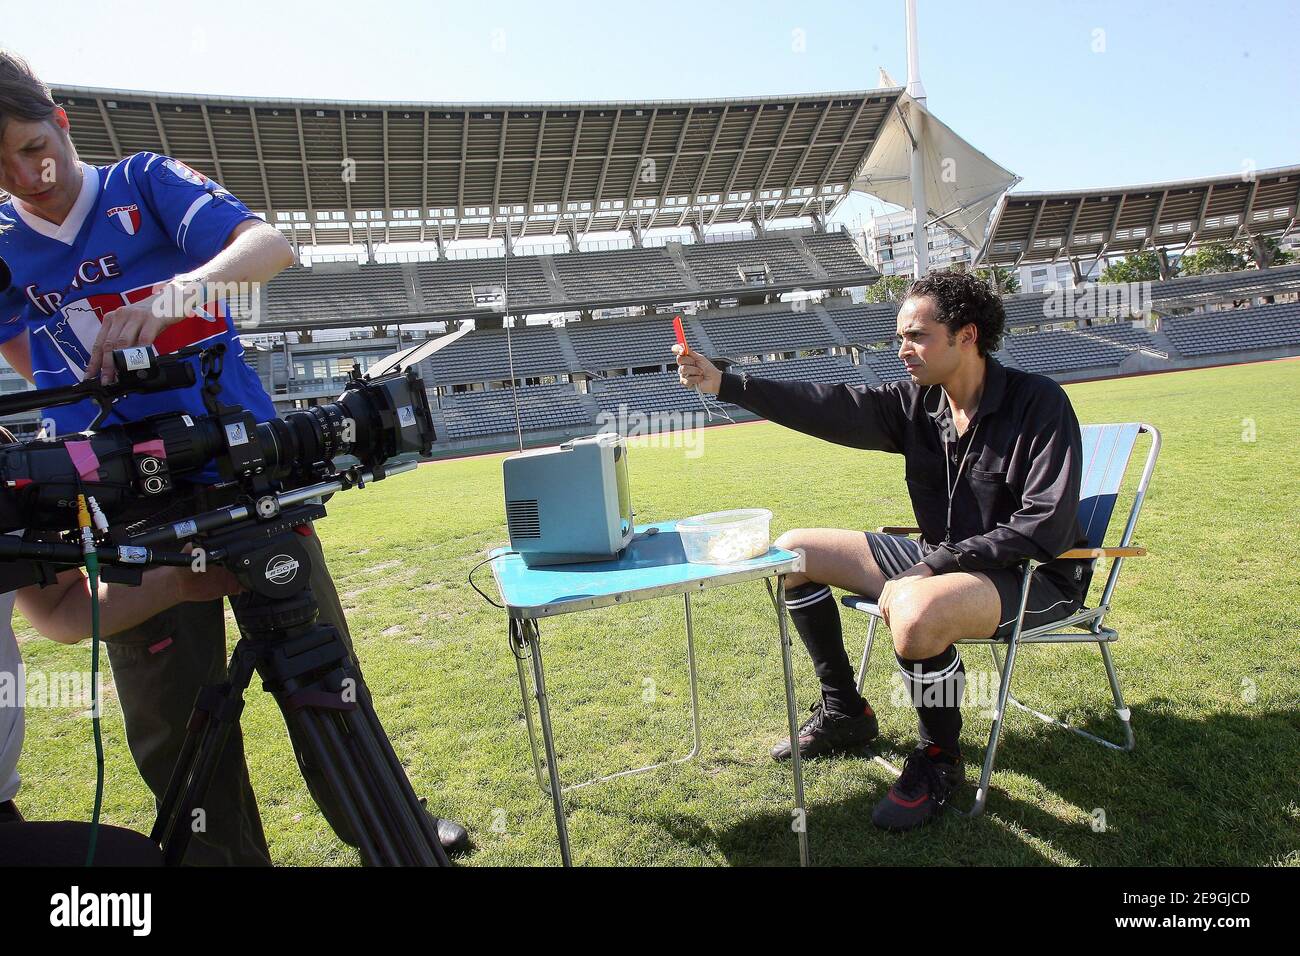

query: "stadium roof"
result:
(54, 84), (905, 246)
(980, 164), (1300, 267)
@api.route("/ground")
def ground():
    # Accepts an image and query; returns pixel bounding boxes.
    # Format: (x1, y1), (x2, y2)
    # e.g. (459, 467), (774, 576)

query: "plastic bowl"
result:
(677, 509), (773, 564)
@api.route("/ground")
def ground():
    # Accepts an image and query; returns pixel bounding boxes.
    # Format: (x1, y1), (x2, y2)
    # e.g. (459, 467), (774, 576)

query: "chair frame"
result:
(842, 422), (1162, 817)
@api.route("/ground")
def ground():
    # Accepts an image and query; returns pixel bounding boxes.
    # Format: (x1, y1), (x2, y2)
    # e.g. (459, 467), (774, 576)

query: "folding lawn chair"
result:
(842, 422), (1162, 816)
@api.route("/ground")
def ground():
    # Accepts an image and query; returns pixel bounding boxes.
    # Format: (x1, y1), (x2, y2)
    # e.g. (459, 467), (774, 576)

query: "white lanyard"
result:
(942, 414), (980, 545)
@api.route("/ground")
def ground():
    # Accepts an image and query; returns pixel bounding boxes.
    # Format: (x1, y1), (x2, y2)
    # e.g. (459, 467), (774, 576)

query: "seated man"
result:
(674, 271), (1088, 831)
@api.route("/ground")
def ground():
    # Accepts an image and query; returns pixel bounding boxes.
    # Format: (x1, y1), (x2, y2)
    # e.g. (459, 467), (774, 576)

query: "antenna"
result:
(501, 224), (524, 454)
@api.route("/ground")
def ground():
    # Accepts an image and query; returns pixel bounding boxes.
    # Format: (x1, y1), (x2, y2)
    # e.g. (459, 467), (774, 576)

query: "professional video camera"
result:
(0, 343), (452, 866)
(0, 342), (432, 569)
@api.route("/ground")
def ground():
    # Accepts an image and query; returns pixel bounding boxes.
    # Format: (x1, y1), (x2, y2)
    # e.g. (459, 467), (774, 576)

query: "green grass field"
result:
(14, 359), (1300, 866)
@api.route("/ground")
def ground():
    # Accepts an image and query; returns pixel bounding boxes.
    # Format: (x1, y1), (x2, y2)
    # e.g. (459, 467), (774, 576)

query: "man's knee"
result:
(775, 529), (814, 586)
(774, 528), (812, 554)
(885, 582), (949, 659)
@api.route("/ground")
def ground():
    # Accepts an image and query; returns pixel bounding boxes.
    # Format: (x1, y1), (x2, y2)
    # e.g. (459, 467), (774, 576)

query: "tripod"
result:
(150, 513), (450, 866)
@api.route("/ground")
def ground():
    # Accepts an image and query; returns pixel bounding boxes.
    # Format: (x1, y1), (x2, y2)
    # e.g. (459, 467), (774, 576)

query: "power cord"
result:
(467, 551), (517, 609)
(76, 494), (105, 867)
(466, 551), (530, 661)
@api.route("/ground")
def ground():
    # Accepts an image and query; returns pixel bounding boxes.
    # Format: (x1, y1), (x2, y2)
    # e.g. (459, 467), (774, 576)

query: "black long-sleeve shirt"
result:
(717, 356), (1091, 601)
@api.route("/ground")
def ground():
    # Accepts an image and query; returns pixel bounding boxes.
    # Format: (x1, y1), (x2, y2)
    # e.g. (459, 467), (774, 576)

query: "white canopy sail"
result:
(850, 93), (1019, 256)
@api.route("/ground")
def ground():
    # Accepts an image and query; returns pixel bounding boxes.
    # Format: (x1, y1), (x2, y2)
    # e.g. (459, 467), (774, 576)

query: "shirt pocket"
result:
(903, 457), (947, 536)
(967, 467), (1017, 520)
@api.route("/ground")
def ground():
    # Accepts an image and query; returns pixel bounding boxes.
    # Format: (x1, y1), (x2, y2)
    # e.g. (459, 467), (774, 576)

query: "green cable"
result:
(85, 550), (103, 867)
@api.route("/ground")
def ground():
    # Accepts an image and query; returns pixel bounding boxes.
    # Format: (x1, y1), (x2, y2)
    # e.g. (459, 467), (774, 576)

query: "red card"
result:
(673, 315), (689, 354)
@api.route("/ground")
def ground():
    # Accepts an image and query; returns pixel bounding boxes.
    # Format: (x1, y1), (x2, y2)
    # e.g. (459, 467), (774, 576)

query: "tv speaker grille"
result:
(506, 499), (541, 539)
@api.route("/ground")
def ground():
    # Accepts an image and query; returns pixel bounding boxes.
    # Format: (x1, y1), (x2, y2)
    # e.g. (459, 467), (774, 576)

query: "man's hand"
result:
(84, 277), (198, 386)
(171, 560), (243, 604)
(674, 343), (723, 395)
(173, 543), (243, 603)
(878, 562), (935, 624)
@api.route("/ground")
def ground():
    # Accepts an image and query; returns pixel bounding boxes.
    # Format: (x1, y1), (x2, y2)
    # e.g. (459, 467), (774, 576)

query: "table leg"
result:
(510, 619), (547, 792)
(773, 574), (810, 867)
(683, 592), (702, 759)
(522, 618), (572, 867)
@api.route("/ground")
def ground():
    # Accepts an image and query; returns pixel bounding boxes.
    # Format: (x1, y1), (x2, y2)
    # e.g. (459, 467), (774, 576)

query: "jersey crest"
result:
(107, 203), (142, 236)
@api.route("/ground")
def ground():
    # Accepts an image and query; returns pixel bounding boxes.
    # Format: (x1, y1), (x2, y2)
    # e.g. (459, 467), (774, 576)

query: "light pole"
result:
(905, 0), (929, 279)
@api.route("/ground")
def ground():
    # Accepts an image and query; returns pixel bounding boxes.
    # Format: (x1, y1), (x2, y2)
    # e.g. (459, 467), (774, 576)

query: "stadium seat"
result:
(840, 422), (1162, 816)
(742, 355), (868, 386)
(699, 304), (837, 357)
(1163, 301), (1300, 356)
(440, 383), (593, 440)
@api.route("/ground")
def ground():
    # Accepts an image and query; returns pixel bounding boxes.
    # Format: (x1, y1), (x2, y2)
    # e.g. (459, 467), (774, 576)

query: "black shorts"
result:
(864, 532), (1083, 640)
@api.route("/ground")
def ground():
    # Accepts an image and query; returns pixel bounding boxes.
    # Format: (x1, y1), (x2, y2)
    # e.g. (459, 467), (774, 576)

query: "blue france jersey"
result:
(0, 153), (276, 459)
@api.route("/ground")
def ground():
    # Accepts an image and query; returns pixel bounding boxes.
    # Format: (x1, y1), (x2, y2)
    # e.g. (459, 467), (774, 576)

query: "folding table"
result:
(490, 519), (809, 866)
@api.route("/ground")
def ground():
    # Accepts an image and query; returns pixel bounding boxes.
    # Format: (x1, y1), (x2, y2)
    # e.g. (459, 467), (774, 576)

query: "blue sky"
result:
(4, 0), (1296, 227)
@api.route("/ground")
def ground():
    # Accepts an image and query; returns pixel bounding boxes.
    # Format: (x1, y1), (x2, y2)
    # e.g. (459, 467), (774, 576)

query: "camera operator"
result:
(0, 51), (466, 863)
(1, 540), (241, 865)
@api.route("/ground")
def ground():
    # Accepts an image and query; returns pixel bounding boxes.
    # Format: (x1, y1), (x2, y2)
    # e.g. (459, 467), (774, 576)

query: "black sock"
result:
(785, 582), (868, 718)
(895, 646), (964, 758)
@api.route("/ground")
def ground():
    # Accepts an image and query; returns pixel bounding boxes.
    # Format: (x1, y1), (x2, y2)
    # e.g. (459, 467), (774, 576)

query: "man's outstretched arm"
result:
(674, 344), (906, 452)
(84, 219), (293, 384)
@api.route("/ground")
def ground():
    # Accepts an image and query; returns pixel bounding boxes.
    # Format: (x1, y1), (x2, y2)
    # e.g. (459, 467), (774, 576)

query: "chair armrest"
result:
(876, 525), (922, 535)
(1058, 546), (1147, 560)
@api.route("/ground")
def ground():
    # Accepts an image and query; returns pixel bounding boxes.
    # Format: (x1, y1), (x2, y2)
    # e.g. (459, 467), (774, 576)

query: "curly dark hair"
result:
(904, 270), (1005, 356)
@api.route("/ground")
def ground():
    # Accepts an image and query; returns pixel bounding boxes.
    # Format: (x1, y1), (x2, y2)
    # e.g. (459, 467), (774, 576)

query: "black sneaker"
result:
(871, 744), (963, 831)
(770, 700), (878, 761)
(437, 817), (471, 856)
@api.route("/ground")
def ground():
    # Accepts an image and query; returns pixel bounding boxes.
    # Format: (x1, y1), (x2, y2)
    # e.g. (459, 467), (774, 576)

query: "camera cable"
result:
(76, 494), (106, 866)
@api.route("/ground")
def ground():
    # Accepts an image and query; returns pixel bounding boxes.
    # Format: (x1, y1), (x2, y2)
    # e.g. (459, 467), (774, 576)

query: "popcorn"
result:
(699, 526), (769, 563)
(679, 509), (772, 565)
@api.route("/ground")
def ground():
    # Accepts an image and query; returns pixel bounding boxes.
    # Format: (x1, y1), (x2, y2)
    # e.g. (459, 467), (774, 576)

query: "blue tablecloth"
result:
(490, 519), (804, 619)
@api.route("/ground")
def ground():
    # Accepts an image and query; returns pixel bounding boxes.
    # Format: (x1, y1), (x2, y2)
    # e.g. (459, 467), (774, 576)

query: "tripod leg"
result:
(150, 686), (217, 844)
(334, 703), (440, 866)
(276, 662), (443, 865)
(350, 678), (451, 866)
(152, 643), (259, 866)
(221, 553), (453, 866)
(283, 701), (397, 865)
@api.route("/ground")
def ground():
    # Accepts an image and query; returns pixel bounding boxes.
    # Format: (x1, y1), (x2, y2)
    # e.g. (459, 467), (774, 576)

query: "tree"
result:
(1241, 235), (1295, 269)
(973, 265), (1020, 295)
(1100, 250), (1165, 284)
(1177, 241), (1247, 277)
(865, 274), (912, 303)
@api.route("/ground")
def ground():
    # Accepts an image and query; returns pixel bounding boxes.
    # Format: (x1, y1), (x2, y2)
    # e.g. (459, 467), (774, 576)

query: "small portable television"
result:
(503, 433), (634, 567)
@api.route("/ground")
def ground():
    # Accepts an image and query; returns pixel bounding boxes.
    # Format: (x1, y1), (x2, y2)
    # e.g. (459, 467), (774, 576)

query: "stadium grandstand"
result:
(0, 85), (1295, 456)
(980, 165), (1300, 279)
